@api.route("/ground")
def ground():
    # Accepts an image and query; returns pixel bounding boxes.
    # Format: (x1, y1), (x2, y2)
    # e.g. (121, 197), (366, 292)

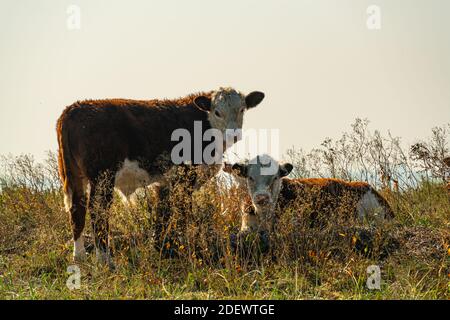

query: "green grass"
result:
(0, 174), (448, 300)
(0, 149), (449, 300)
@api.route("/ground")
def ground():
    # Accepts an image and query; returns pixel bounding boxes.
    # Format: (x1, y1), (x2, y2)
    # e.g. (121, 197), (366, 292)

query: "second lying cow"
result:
(224, 154), (394, 234)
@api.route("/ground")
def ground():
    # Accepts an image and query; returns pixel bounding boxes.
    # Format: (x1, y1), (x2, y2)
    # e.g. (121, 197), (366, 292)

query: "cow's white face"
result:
(225, 154), (293, 213)
(193, 87), (264, 148)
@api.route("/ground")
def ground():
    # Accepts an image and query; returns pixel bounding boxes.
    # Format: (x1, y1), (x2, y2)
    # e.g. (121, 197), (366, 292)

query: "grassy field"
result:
(0, 121), (449, 300)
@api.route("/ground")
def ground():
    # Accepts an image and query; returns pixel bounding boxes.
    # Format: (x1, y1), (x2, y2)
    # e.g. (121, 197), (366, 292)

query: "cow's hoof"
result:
(73, 237), (87, 263)
(73, 252), (87, 263)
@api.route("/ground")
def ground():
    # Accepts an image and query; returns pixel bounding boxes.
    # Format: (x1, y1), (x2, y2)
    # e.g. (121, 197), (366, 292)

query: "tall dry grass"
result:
(0, 119), (448, 299)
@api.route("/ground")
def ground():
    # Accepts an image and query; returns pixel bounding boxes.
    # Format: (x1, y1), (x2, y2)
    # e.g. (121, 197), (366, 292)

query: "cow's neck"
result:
(165, 103), (212, 131)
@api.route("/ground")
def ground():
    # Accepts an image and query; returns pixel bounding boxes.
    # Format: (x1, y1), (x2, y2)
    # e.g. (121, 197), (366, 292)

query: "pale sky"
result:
(1, 0), (449, 161)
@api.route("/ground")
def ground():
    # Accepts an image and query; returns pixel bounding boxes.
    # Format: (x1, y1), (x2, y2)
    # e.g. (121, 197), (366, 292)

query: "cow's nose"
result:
(255, 194), (270, 206)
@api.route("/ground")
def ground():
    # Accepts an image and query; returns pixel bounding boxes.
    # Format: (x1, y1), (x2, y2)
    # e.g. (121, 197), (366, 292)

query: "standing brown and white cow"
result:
(224, 154), (394, 235)
(57, 87), (264, 265)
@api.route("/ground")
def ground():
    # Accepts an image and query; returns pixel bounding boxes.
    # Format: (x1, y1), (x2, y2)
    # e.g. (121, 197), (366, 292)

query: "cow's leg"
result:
(88, 175), (114, 267)
(153, 184), (171, 252)
(65, 176), (87, 262)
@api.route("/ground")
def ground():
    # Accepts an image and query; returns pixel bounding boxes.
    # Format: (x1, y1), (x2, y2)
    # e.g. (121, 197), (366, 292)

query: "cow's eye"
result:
(214, 110), (222, 118)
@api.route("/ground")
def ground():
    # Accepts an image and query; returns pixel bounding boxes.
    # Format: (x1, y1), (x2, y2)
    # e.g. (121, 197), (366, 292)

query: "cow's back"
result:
(279, 177), (368, 205)
(278, 177), (392, 221)
(57, 98), (210, 180)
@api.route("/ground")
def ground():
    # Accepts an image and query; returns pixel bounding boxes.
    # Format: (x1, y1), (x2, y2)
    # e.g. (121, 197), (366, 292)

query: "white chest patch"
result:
(114, 158), (164, 206)
(115, 159), (151, 196)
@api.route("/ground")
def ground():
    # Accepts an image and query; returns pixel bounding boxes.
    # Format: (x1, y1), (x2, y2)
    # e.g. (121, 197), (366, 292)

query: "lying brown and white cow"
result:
(224, 154), (394, 234)
(57, 87), (264, 265)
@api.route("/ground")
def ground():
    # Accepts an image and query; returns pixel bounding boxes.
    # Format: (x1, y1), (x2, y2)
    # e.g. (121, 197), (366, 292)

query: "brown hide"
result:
(56, 92), (221, 261)
(277, 178), (394, 221)
(57, 92), (215, 191)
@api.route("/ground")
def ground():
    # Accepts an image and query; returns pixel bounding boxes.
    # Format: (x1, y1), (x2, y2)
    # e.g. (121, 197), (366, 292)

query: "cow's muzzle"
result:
(254, 193), (271, 207)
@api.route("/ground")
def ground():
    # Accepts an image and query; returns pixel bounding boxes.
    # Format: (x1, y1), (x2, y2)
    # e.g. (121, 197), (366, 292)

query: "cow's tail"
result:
(56, 112), (73, 211)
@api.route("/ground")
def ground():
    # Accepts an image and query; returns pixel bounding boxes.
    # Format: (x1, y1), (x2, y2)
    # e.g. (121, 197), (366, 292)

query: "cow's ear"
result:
(194, 96), (212, 112)
(245, 91), (265, 109)
(279, 163), (293, 177)
(232, 163), (248, 177)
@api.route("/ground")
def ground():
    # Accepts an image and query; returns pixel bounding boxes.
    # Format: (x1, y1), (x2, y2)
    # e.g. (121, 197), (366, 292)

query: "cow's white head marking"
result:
(224, 154), (293, 213)
(193, 87), (264, 148)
